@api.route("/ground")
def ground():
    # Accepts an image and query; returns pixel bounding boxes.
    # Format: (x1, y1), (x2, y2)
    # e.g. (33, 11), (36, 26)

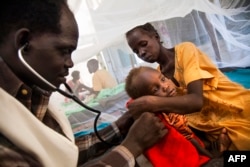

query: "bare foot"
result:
(218, 128), (231, 153)
(209, 128), (231, 158)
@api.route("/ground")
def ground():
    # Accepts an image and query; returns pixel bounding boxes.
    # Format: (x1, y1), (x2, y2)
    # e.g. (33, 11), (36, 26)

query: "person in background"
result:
(87, 58), (118, 93)
(65, 70), (94, 102)
(125, 22), (250, 156)
(0, 1), (167, 167)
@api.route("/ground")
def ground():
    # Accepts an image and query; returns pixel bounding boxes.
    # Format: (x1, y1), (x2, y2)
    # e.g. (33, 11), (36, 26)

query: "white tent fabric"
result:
(68, 0), (250, 68)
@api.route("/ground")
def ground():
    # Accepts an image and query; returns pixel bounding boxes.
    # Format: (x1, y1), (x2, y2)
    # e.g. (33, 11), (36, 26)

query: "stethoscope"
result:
(18, 44), (120, 146)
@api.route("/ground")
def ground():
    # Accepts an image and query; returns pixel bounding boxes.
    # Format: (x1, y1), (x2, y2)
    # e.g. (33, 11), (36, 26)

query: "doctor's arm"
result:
(78, 112), (167, 167)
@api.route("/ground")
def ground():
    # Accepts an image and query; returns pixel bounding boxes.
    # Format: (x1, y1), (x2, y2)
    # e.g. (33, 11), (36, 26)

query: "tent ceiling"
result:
(68, 0), (250, 68)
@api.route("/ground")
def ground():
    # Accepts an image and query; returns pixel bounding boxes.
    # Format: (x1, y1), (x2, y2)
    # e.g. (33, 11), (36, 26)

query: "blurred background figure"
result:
(65, 70), (94, 102)
(87, 59), (117, 93)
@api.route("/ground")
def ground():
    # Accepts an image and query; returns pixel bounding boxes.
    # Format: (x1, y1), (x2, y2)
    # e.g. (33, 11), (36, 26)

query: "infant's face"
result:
(139, 69), (177, 97)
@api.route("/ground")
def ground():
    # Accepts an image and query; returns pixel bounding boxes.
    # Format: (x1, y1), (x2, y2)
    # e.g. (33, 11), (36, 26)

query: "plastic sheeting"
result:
(68, 0), (250, 68)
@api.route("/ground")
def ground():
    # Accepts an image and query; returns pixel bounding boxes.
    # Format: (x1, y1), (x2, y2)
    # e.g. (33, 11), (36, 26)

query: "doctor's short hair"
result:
(0, 0), (67, 44)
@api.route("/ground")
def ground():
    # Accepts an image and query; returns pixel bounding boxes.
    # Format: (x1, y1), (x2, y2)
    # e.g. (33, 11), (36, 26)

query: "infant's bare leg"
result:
(210, 128), (231, 158)
(218, 128), (231, 153)
(190, 138), (214, 158)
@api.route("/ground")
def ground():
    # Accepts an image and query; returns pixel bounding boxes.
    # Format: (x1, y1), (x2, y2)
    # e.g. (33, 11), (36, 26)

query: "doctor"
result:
(0, 0), (167, 166)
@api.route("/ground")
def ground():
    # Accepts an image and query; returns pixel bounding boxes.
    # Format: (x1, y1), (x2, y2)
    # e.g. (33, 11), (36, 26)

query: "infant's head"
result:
(125, 66), (177, 99)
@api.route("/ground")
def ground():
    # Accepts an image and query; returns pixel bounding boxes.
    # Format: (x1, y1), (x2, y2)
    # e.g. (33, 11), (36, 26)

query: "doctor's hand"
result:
(127, 96), (159, 119)
(115, 111), (134, 137)
(121, 112), (168, 157)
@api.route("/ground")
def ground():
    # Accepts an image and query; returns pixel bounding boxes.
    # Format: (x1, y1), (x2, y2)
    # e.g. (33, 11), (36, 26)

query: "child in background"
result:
(65, 70), (94, 102)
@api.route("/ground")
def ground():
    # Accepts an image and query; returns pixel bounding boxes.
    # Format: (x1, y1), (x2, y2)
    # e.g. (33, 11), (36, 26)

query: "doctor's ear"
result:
(22, 43), (29, 52)
(14, 28), (30, 50)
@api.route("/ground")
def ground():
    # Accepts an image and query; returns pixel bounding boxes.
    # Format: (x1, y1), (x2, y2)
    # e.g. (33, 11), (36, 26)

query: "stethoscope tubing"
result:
(18, 45), (119, 146)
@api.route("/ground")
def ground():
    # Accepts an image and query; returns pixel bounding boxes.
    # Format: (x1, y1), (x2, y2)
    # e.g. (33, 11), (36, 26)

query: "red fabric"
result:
(126, 99), (210, 167)
(145, 114), (210, 167)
